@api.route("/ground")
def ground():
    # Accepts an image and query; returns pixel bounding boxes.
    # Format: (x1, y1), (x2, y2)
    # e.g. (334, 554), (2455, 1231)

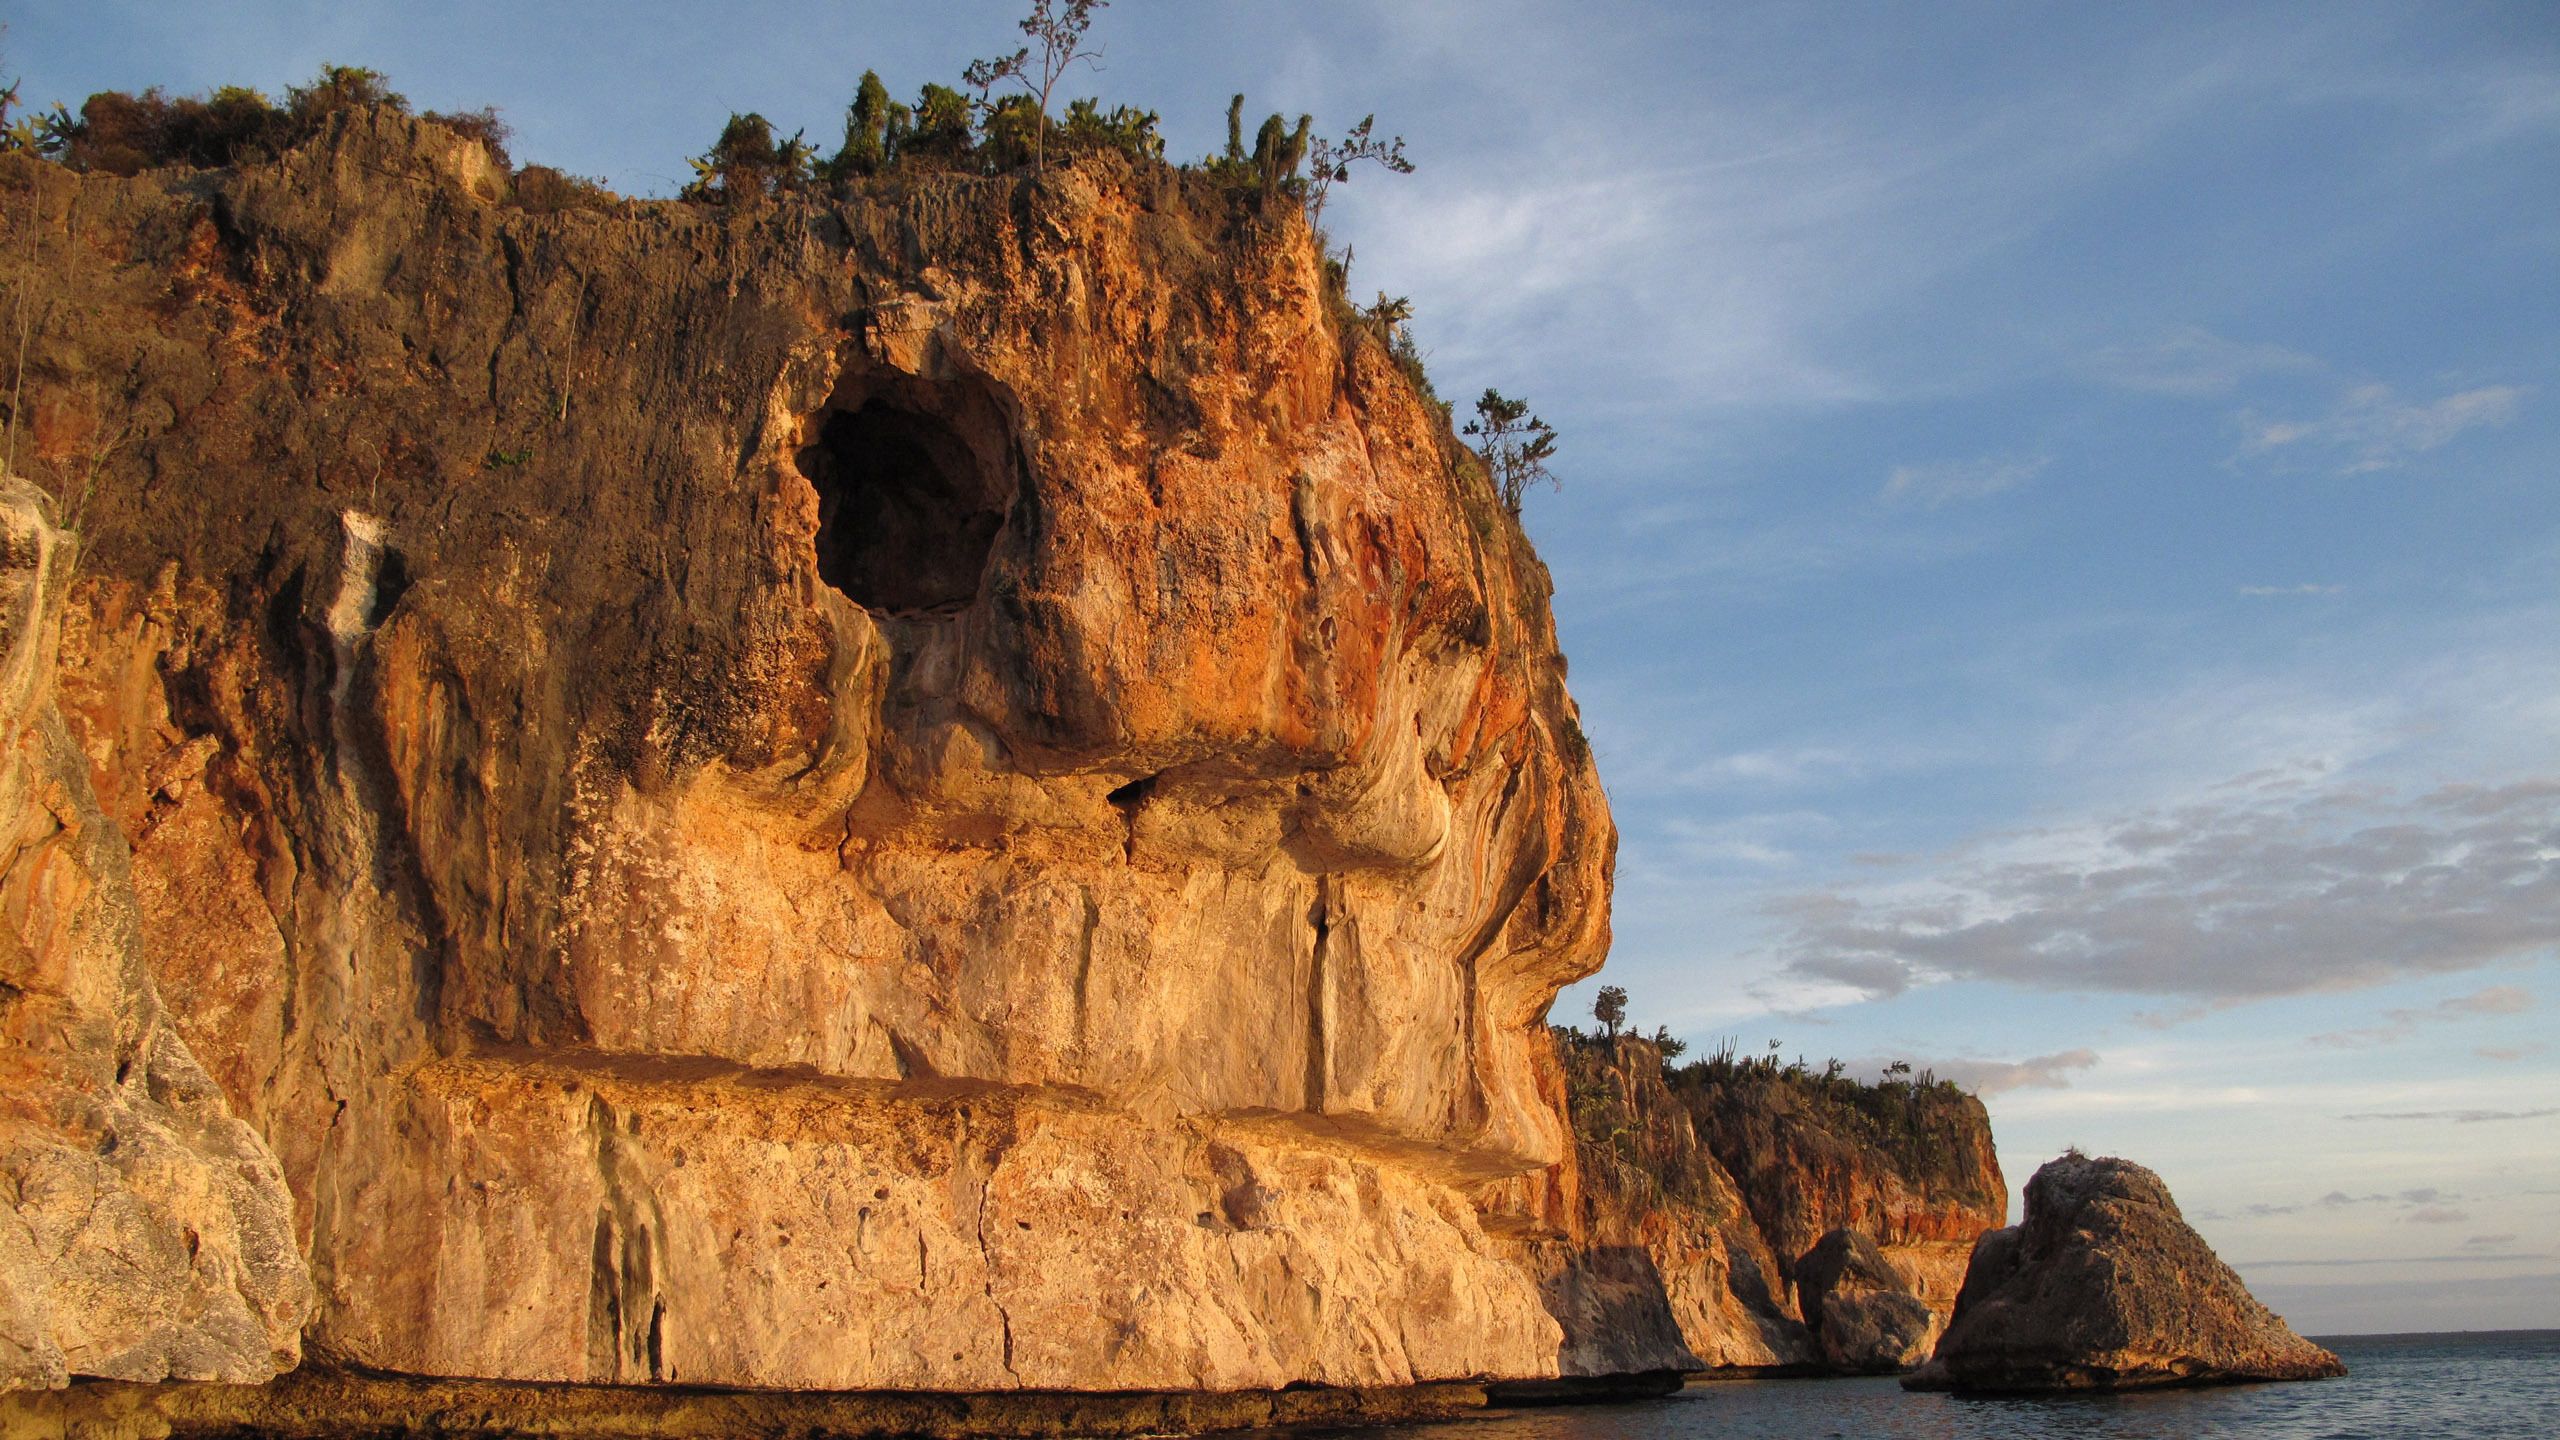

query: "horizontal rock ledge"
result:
(0, 1369), (1695, 1440)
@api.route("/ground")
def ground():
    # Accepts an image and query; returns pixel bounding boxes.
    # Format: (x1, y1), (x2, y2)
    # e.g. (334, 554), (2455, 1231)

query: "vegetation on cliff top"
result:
(1556, 984), (2002, 1218)
(2, 2), (1560, 520)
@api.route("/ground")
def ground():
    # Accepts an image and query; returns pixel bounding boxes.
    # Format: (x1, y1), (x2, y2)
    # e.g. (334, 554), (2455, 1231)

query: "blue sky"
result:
(12, 0), (2556, 1334)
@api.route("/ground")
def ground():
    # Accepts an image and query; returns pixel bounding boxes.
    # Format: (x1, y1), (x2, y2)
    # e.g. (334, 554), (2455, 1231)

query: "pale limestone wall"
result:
(0, 479), (308, 1390)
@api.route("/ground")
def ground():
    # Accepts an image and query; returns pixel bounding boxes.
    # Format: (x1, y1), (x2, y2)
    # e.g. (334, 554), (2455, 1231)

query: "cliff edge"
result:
(0, 105), (1614, 1400)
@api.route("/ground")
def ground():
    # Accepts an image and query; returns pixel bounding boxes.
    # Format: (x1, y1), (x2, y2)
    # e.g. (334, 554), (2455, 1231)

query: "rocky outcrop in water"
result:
(1906, 1152), (2346, 1392)
(0, 104), (1618, 1403)
(1796, 1228), (1935, 1373)
(0, 479), (309, 1391)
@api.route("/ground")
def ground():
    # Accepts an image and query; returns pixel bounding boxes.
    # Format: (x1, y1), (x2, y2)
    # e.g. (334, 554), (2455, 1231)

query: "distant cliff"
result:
(1530, 1036), (2005, 1373)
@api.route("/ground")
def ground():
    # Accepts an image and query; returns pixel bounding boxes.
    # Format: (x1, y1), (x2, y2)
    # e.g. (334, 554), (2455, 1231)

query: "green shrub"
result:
(681, 111), (816, 204)
(1056, 97), (1160, 162)
(905, 83), (975, 162)
(286, 64), (405, 127)
(46, 85), (289, 174)
(513, 165), (617, 214)
(38, 65), (448, 177)
(824, 70), (898, 181)
(1465, 389), (1559, 514)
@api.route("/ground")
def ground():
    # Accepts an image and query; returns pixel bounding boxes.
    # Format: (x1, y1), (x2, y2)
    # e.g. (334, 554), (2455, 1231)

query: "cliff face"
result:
(1539, 1038), (2005, 1373)
(1685, 1054), (2006, 1325)
(0, 479), (308, 1389)
(0, 109), (1612, 1394)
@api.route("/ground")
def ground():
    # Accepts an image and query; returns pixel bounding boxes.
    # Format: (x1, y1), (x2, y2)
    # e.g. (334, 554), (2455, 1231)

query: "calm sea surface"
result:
(1290, 1332), (2560, 1440)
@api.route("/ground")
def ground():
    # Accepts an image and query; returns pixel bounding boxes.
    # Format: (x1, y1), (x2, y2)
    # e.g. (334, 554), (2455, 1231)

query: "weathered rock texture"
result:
(0, 1369), (1511, 1440)
(1907, 1153), (2346, 1392)
(0, 106), (1615, 1398)
(1795, 1228), (1935, 1373)
(0, 479), (309, 1390)
(1524, 1037), (2002, 1374)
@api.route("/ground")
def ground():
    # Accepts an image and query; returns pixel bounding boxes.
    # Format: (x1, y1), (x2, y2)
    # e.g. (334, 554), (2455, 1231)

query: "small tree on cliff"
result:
(964, 0), (1107, 175)
(1466, 388), (1559, 514)
(1593, 985), (1628, 1038)
(826, 70), (900, 180)
(1304, 114), (1413, 228)
(682, 112), (815, 204)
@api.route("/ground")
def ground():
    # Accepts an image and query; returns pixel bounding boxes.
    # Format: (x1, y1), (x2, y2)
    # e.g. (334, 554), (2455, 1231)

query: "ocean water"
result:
(1311, 1332), (2560, 1440)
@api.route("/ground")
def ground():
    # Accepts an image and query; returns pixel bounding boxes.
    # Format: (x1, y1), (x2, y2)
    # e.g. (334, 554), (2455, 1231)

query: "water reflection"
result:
(1268, 1333), (2558, 1440)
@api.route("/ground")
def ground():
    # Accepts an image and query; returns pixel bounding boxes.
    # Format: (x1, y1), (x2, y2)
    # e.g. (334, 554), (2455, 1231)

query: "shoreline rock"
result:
(1797, 1228), (1936, 1374)
(0, 1370), (1520, 1440)
(1905, 1153), (2347, 1392)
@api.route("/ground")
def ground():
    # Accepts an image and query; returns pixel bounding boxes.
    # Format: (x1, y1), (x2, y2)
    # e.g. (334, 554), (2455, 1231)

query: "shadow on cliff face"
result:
(1537, 1243), (1701, 1376)
(797, 367), (1021, 615)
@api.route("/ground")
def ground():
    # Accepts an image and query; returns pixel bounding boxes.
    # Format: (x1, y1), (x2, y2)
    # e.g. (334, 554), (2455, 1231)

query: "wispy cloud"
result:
(2406, 1206), (2473, 1225)
(1923, 1048), (2100, 1095)
(1680, 746), (1869, 788)
(2240, 382), (2526, 474)
(2238, 583), (2345, 597)
(2129, 1001), (2239, 1031)
(2477, 1042), (2550, 1062)
(2204, 1186), (2462, 1219)
(1655, 813), (1834, 869)
(2339, 1108), (2560, 1124)
(2238, 1252), (2552, 1268)
(1773, 778), (2560, 1001)
(2087, 327), (2321, 396)
(2307, 985), (2533, 1050)
(1881, 454), (2049, 508)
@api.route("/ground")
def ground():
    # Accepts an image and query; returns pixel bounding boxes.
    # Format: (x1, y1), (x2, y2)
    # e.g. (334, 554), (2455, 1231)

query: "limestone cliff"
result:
(0, 105), (1612, 1399)
(1532, 1036), (2005, 1374)
(0, 479), (308, 1390)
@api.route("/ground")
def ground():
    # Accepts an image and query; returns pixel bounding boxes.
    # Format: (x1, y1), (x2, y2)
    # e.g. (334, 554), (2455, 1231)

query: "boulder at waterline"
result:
(1906, 1152), (2346, 1392)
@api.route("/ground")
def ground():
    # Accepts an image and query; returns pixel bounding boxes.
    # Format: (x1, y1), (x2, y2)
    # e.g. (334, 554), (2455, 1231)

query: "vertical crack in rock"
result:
(1305, 877), (1333, 1114)
(322, 512), (388, 713)
(957, 1107), (1017, 1380)
(583, 1094), (664, 1383)
(1103, 774), (1155, 864)
(1287, 473), (1325, 587)
(584, 1205), (620, 1382)
(1072, 886), (1099, 1054)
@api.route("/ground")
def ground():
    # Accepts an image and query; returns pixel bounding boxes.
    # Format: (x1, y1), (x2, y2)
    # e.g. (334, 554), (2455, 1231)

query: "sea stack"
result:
(1906, 1152), (2347, 1392)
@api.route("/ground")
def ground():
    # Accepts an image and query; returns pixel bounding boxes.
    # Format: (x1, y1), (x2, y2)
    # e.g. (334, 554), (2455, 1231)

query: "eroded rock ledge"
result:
(0, 1370), (1606, 1440)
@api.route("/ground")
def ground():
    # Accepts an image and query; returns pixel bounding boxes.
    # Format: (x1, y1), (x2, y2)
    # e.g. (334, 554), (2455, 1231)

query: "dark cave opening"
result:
(798, 380), (1015, 615)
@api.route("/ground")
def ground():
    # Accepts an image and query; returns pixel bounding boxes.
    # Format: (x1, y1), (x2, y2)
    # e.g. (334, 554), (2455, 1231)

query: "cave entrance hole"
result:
(797, 370), (1020, 615)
